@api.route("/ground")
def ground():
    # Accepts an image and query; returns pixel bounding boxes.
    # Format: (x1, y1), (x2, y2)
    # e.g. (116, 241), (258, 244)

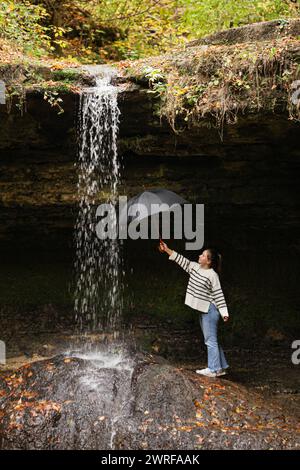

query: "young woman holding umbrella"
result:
(159, 240), (229, 378)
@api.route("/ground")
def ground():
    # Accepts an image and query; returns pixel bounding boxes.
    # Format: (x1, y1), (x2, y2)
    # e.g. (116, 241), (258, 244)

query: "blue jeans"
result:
(199, 303), (229, 373)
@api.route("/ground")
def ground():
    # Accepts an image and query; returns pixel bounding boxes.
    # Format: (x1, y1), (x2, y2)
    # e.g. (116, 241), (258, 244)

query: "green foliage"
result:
(43, 90), (64, 114)
(180, 0), (300, 37)
(143, 66), (167, 97)
(0, 1), (50, 55)
(0, 1), (69, 56)
(0, 1), (299, 61)
(143, 67), (165, 85)
(89, 0), (186, 60)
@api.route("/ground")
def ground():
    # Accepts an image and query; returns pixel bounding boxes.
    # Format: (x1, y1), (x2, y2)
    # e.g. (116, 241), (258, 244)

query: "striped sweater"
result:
(169, 251), (229, 319)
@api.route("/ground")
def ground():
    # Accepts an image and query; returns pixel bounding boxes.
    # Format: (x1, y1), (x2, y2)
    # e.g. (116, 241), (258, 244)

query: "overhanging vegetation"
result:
(121, 36), (300, 137)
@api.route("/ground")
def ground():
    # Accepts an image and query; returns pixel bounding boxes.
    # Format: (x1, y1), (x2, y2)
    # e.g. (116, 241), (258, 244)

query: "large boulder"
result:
(0, 351), (299, 450)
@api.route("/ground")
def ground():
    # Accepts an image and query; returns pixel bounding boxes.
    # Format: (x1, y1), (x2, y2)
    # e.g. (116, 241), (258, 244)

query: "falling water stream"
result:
(71, 67), (135, 449)
(74, 66), (123, 334)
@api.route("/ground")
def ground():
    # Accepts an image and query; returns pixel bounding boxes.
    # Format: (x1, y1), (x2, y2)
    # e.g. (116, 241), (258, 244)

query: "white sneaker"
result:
(195, 368), (217, 378)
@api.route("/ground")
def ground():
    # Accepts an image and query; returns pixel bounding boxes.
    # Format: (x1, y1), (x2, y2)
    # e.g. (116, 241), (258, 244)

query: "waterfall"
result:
(74, 66), (123, 333)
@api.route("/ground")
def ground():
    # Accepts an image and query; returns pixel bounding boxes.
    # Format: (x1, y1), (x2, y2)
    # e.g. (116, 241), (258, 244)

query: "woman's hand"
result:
(158, 240), (168, 253)
(158, 240), (173, 256)
(223, 316), (229, 322)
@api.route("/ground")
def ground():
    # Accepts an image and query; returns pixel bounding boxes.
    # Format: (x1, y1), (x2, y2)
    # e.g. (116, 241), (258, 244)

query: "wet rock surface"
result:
(0, 349), (135, 450)
(0, 350), (299, 450)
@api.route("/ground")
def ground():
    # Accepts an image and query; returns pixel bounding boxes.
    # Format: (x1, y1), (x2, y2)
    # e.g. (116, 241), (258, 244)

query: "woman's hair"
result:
(205, 247), (222, 275)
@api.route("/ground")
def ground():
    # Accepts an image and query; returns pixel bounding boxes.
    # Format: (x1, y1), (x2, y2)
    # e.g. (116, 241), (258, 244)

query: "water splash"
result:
(66, 343), (136, 449)
(74, 67), (123, 333)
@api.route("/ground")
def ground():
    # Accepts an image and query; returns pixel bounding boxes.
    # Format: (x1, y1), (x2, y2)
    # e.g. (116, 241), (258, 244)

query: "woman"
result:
(159, 241), (230, 378)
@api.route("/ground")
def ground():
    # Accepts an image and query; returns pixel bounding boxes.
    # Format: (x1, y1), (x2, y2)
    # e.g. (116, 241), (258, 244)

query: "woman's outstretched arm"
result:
(159, 240), (194, 274)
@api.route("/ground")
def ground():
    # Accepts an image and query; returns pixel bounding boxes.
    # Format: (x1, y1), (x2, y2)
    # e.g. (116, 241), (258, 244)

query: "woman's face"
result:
(198, 250), (211, 267)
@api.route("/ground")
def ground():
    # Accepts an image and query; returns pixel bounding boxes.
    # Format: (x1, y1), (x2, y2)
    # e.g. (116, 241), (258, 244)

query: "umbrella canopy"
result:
(119, 188), (188, 227)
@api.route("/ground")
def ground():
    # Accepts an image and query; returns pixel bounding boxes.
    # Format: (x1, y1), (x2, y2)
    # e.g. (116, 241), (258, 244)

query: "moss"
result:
(0, 62), (87, 115)
(50, 68), (82, 83)
(0, 62), (86, 94)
